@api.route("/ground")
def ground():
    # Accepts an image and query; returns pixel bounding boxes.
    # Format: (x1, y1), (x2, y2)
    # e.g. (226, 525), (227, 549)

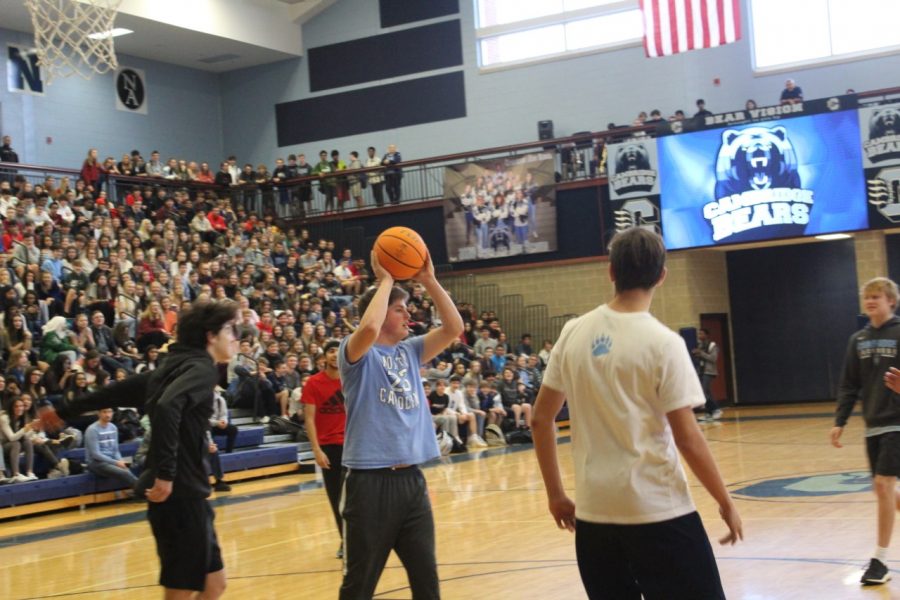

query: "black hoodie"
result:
(60, 343), (218, 498)
(836, 316), (900, 429)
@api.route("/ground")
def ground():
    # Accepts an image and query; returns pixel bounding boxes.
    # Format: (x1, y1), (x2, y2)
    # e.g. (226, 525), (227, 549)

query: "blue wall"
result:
(219, 0), (900, 167)
(0, 27), (224, 170)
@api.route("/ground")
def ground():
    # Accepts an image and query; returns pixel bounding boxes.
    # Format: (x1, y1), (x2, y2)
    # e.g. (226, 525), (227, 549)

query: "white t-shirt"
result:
(542, 304), (705, 525)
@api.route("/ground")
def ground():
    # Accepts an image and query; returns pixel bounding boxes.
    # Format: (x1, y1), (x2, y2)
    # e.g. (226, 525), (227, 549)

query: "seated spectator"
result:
(135, 345), (160, 374)
(428, 379), (463, 447)
(745, 99), (758, 110)
(478, 347), (497, 378)
(71, 313), (95, 356)
(84, 407), (137, 487)
(205, 432), (231, 493)
(90, 310), (133, 374)
(514, 333), (533, 357)
(136, 300), (170, 353)
(233, 357), (279, 423)
(473, 327), (497, 356)
(449, 376), (486, 447)
(5, 349), (30, 387)
(210, 387), (238, 454)
(20, 392), (69, 477)
(3, 311), (35, 365)
(539, 339), (553, 367)
(780, 79), (803, 105)
(39, 316), (78, 366)
(491, 345), (508, 374)
(478, 380), (506, 426)
(0, 396), (39, 481)
(423, 359), (452, 384)
(497, 367), (532, 430)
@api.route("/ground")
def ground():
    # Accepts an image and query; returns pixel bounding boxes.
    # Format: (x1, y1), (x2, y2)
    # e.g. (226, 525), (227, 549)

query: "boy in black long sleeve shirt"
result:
(56, 300), (240, 598)
(833, 278), (900, 585)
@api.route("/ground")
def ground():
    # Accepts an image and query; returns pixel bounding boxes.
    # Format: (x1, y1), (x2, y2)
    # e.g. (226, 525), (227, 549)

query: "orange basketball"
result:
(374, 226), (428, 280)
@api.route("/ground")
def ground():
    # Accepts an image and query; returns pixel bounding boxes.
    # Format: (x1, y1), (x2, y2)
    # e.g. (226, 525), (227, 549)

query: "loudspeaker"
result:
(538, 120), (554, 140)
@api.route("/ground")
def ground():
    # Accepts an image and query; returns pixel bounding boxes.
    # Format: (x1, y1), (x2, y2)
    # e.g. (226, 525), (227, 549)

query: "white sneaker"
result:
(469, 434), (488, 448)
(25, 472), (38, 481)
(58, 458), (70, 477)
(12, 474), (30, 483)
(711, 410), (723, 420)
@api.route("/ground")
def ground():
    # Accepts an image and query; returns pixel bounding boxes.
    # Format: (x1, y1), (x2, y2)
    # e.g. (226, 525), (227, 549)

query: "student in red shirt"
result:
(301, 339), (346, 558)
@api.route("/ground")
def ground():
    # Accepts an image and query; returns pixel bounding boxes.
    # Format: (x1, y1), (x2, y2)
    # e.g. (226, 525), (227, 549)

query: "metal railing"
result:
(5, 86), (897, 226)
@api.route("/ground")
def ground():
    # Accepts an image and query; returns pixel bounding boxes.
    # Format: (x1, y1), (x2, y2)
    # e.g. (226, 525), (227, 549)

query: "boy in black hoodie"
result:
(833, 277), (900, 586)
(55, 299), (239, 598)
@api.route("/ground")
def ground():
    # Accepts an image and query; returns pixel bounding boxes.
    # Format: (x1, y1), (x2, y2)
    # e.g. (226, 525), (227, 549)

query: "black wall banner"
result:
(603, 138), (662, 242)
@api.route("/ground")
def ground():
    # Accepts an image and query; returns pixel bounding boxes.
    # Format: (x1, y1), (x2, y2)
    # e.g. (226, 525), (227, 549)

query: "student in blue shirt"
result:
(338, 251), (463, 600)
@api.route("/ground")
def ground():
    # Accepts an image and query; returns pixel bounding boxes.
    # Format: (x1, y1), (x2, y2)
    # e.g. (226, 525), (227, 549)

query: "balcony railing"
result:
(3, 85), (898, 222)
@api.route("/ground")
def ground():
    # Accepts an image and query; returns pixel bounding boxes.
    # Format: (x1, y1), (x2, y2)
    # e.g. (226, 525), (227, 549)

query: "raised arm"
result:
(345, 251), (393, 363)
(418, 254), (464, 364)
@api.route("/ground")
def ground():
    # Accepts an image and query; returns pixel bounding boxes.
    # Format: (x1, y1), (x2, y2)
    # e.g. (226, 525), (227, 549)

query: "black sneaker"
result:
(214, 480), (232, 492)
(336, 543), (344, 559)
(861, 558), (891, 585)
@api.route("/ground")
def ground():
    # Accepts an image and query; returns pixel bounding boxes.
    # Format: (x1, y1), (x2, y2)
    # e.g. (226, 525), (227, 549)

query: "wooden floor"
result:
(0, 403), (895, 599)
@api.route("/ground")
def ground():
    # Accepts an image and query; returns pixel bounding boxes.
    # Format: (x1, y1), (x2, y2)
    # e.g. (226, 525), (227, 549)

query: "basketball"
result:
(374, 226), (428, 280)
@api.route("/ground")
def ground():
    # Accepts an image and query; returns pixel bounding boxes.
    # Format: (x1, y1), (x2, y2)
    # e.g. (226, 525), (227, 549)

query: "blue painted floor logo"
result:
(733, 471), (871, 497)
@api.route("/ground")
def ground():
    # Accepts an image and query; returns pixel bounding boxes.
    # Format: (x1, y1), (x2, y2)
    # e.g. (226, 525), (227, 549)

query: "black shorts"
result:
(147, 497), (223, 591)
(866, 431), (900, 476)
(575, 512), (724, 600)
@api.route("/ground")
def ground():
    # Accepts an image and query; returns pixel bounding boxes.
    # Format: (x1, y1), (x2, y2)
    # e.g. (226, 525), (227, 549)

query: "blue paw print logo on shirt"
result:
(592, 334), (612, 357)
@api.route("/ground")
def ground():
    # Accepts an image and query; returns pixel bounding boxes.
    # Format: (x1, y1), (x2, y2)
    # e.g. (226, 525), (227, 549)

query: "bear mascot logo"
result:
(865, 108), (900, 163)
(704, 125), (813, 243)
(714, 126), (801, 199)
(610, 143), (656, 196)
(616, 144), (651, 173)
(869, 108), (900, 139)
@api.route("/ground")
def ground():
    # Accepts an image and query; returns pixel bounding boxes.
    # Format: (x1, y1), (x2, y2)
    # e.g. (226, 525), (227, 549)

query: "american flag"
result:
(640, 0), (742, 58)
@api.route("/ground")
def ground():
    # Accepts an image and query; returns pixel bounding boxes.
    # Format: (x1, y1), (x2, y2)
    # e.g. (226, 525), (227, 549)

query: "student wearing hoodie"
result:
(835, 277), (900, 586)
(55, 299), (239, 599)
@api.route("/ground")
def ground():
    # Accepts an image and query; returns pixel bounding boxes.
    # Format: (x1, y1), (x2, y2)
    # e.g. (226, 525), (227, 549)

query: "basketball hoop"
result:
(24, 0), (123, 83)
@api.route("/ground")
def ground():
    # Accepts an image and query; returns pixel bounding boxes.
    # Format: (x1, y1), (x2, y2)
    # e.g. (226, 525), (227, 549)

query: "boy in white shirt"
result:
(532, 227), (742, 599)
(448, 376), (486, 447)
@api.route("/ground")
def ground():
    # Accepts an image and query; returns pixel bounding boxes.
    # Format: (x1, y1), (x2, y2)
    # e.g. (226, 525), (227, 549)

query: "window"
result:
(476, 0), (644, 69)
(750, 0), (900, 73)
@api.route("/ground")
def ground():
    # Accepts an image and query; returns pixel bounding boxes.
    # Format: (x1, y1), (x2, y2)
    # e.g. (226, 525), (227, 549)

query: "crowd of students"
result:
(0, 159), (548, 486)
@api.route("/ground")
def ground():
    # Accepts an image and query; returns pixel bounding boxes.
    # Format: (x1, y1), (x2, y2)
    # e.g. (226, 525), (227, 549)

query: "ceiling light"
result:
(87, 28), (134, 40)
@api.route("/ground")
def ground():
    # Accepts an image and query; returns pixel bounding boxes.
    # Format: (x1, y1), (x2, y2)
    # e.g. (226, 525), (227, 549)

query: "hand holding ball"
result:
(374, 227), (428, 280)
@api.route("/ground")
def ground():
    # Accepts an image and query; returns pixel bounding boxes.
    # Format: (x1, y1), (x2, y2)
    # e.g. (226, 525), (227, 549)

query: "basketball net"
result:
(24, 0), (123, 83)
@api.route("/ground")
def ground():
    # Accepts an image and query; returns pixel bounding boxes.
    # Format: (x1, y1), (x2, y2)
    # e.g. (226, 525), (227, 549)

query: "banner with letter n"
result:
(443, 152), (556, 263)
(604, 138), (663, 245)
(7, 44), (44, 95)
(860, 102), (900, 229)
(115, 66), (148, 114)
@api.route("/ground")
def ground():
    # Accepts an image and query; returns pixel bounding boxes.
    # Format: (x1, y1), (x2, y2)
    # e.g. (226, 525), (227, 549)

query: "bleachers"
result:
(0, 408), (309, 519)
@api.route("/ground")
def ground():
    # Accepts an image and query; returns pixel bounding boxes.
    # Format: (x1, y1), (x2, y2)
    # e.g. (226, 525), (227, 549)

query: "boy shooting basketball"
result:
(338, 251), (462, 599)
(54, 300), (240, 599)
(836, 277), (900, 585)
(532, 228), (741, 599)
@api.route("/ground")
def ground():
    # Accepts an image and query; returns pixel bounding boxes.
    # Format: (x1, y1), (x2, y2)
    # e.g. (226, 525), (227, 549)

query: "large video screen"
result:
(657, 110), (867, 250)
